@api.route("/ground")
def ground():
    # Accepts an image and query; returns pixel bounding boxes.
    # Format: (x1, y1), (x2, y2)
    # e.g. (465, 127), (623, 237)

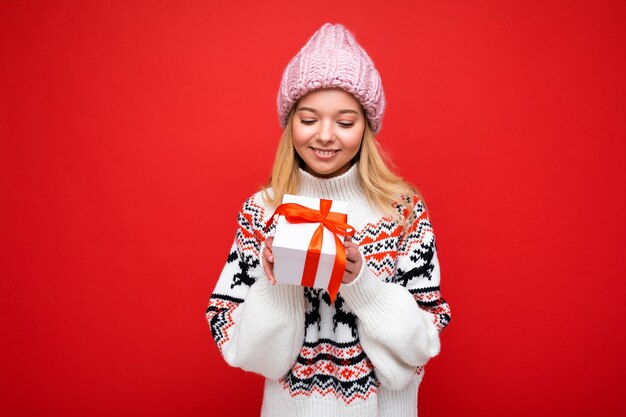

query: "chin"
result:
(298, 153), (353, 178)
(309, 164), (348, 178)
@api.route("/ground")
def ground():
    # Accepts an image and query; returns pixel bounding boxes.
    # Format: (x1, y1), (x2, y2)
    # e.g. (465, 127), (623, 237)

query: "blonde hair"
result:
(261, 106), (428, 229)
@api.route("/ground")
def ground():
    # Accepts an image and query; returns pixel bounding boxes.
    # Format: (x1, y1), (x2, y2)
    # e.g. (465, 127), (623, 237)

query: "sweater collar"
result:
(297, 163), (367, 203)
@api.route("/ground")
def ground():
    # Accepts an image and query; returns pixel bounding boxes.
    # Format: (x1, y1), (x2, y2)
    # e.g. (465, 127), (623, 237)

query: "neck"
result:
(297, 162), (367, 204)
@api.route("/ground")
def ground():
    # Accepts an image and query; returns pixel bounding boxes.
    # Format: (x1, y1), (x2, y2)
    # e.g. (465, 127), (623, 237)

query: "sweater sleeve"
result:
(205, 195), (306, 380)
(339, 195), (452, 390)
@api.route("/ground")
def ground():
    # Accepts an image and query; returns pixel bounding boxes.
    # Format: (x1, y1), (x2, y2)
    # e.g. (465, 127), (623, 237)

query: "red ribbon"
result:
(266, 199), (355, 303)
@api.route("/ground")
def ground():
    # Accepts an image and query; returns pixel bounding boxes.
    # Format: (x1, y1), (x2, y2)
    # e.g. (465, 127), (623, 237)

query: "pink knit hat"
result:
(277, 23), (386, 134)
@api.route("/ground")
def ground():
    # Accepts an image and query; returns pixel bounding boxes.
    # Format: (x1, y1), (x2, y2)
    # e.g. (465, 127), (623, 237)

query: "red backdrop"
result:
(1, 1), (625, 416)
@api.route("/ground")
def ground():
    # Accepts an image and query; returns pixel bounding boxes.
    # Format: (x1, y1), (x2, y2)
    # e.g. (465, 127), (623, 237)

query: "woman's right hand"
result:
(262, 237), (276, 285)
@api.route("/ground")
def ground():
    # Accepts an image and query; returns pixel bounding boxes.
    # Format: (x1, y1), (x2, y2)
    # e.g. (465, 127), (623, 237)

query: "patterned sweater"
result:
(205, 163), (451, 417)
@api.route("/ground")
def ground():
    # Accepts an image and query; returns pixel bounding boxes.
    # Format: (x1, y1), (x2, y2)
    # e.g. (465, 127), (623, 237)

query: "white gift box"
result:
(272, 194), (349, 291)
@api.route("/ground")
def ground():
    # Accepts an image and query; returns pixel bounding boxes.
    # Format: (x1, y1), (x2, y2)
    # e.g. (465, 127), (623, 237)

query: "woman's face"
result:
(291, 88), (366, 178)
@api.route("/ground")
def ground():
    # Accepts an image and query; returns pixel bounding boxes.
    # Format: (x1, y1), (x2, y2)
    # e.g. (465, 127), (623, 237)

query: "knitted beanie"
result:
(277, 23), (386, 134)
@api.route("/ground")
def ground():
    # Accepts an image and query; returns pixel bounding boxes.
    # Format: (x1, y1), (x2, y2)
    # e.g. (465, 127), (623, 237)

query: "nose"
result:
(316, 120), (335, 143)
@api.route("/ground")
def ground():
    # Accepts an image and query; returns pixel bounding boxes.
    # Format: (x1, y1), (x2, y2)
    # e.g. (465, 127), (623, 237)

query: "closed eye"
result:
(299, 119), (355, 128)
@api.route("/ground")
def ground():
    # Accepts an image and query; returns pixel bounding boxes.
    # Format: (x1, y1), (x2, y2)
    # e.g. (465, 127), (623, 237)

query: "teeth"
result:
(314, 148), (337, 156)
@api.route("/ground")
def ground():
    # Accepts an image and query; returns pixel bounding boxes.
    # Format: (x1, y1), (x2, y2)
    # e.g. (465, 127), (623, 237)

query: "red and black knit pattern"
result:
(394, 194), (451, 332)
(281, 337), (378, 404)
(206, 293), (242, 352)
(355, 216), (403, 280)
(206, 198), (269, 354)
(235, 198), (267, 257)
(280, 288), (379, 403)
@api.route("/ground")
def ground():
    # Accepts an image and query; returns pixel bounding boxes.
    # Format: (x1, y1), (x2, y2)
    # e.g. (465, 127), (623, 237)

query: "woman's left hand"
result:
(343, 235), (362, 284)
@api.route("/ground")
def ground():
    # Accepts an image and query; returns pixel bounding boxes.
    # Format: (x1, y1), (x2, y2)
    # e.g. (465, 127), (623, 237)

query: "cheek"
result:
(291, 127), (307, 149)
(292, 122), (316, 141)
(292, 137), (309, 154)
(342, 132), (364, 154)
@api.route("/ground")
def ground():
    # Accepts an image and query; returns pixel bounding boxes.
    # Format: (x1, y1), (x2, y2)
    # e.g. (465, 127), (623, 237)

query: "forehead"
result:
(296, 88), (362, 113)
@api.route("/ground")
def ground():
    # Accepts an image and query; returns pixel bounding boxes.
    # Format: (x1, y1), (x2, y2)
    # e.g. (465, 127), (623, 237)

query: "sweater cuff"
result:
(253, 277), (305, 318)
(339, 259), (394, 329)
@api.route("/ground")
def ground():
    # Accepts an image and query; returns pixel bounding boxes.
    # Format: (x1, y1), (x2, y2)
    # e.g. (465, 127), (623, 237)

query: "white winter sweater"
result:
(206, 163), (451, 417)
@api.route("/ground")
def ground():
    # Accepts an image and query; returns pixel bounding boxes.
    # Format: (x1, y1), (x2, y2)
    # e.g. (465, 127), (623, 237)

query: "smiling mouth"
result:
(310, 147), (340, 156)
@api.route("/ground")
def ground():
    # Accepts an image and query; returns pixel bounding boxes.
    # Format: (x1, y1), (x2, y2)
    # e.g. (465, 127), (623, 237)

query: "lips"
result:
(310, 147), (340, 157)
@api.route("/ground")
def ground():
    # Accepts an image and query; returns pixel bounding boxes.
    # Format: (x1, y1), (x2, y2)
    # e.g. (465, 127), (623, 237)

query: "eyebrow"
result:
(296, 106), (360, 115)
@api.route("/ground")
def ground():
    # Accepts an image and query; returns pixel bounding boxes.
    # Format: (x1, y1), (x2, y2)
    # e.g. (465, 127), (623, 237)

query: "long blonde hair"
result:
(261, 106), (428, 229)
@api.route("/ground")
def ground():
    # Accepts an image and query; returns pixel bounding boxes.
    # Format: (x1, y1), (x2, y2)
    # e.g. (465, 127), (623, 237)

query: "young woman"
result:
(206, 22), (451, 417)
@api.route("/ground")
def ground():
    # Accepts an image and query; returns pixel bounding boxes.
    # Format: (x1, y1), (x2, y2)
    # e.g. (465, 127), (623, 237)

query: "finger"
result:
(262, 259), (274, 283)
(265, 237), (273, 251)
(344, 246), (356, 262)
(345, 244), (360, 262)
(344, 234), (352, 243)
(262, 249), (276, 285)
(342, 270), (355, 283)
(344, 240), (358, 249)
(267, 268), (276, 285)
(263, 246), (274, 264)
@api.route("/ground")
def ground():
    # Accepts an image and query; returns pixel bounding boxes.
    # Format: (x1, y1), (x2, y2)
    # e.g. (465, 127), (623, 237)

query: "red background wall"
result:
(1, 1), (625, 416)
